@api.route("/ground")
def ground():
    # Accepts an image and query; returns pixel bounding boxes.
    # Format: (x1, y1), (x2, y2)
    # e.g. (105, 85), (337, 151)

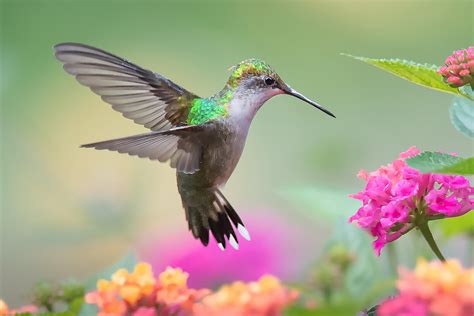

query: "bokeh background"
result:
(1, 0), (473, 307)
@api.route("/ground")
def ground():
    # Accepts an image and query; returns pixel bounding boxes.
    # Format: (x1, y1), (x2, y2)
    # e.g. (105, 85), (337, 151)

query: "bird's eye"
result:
(264, 77), (275, 86)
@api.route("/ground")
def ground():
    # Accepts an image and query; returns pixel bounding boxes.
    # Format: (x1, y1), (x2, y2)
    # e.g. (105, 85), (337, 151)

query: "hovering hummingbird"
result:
(54, 43), (335, 250)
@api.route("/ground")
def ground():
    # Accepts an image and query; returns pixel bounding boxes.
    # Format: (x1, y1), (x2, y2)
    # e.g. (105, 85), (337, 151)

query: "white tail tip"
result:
(237, 224), (251, 241)
(229, 235), (239, 250)
(218, 243), (225, 251)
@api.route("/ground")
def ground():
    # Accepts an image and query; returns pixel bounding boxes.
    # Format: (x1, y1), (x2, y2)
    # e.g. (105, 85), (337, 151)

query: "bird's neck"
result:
(214, 85), (270, 124)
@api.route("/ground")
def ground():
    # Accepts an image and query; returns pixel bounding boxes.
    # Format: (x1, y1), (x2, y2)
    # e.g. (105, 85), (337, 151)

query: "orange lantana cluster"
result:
(85, 263), (209, 316)
(85, 263), (298, 316)
(193, 275), (299, 316)
(379, 259), (474, 316)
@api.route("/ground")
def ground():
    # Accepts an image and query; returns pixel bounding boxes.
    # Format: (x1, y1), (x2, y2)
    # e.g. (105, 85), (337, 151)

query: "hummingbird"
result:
(54, 43), (335, 250)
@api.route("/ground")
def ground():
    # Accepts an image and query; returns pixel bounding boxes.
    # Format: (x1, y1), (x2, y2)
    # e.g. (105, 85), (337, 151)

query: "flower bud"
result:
(438, 47), (474, 88)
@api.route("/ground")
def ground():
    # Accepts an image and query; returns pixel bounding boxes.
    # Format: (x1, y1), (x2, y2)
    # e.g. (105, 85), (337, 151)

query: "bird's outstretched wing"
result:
(54, 43), (198, 131)
(81, 125), (203, 174)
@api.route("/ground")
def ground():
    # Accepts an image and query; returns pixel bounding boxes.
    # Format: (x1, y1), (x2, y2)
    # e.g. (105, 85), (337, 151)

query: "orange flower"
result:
(0, 300), (8, 315)
(85, 262), (296, 316)
(193, 275), (298, 316)
(156, 266), (210, 312)
(86, 263), (158, 315)
(158, 267), (188, 288)
(379, 259), (474, 316)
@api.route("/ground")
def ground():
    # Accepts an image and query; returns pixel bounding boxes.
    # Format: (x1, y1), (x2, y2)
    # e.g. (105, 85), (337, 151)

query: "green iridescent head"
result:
(227, 58), (281, 88)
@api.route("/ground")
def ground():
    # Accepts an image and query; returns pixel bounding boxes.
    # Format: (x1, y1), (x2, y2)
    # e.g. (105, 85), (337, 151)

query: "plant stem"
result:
(417, 220), (446, 262)
(386, 243), (398, 276)
(468, 234), (474, 266)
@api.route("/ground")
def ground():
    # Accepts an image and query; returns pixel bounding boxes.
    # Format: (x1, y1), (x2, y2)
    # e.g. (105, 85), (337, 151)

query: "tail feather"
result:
(186, 207), (210, 246)
(182, 189), (249, 250)
(80, 126), (202, 174)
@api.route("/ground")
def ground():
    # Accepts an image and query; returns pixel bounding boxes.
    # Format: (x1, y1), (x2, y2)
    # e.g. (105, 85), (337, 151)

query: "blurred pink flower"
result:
(137, 210), (308, 288)
(0, 300), (38, 315)
(378, 259), (474, 316)
(133, 307), (156, 316)
(349, 146), (473, 255)
(438, 47), (474, 88)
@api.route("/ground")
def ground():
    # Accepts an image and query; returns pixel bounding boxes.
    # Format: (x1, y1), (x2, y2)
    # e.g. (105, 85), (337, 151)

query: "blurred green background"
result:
(1, 0), (472, 307)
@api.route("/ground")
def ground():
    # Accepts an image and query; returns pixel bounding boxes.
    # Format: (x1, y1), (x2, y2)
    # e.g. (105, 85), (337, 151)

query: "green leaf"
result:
(60, 280), (85, 304)
(438, 212), (474, 238)
(366, 305), (379, 316)
(285, 301), (362, 316)
(436, 157), (474, 175)
(342, 54), (474, 100)
(328, 221), (385, 299)
(450, 96), (474, 138)
(406, 152), (474, 175)
(406, 152), (462, 173)
(68, 298), (84, 314)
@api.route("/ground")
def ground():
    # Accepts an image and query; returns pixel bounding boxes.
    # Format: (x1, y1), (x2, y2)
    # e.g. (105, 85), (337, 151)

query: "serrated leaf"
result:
(436, 157), (474, 175)
(342, 54), (473, 100)
(406, 152), (463, 173)
(406, 152), (474, 175)
(450, 96), (474, 138)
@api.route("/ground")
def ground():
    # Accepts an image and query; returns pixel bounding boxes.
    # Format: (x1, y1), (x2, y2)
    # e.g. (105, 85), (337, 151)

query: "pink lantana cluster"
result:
(378, 259), (474, 316)
(438, 47), (474, 88)
(349, 146), (473, 255)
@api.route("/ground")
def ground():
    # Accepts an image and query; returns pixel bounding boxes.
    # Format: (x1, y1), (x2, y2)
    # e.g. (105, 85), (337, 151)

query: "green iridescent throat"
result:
(187, 90), (233, 125)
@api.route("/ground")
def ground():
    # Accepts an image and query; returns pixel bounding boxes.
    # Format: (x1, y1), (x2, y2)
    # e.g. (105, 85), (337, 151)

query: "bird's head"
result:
(225, 58), (335, 118)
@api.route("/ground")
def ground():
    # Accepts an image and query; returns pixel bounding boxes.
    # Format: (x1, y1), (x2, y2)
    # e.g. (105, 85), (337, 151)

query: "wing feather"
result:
(54, 43), (198, 131)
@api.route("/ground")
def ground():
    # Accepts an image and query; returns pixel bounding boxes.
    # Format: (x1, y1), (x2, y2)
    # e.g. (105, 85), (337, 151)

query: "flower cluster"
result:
(438, 47), (474, 88)
(0, 300), (38, 315)
(85, 263), (297, 316)
(85, 263), (209, 316)
(193, 275), (299, 316)
(349, 146), (473, 255)
(378, 259), (474, 316)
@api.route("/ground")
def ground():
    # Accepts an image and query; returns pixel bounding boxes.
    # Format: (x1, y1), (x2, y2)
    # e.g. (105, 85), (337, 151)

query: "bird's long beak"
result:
(280, 85), (335, 118)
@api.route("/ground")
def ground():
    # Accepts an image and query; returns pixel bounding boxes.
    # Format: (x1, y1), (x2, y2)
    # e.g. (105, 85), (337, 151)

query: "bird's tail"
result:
(179, 188), (250, 250)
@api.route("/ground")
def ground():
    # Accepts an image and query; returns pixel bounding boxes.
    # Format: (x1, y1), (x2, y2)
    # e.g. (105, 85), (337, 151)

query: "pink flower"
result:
(378, 295), (429, 316)
(349, 147), (473, 255)
(438, 47), (474, 88)
(133, 307), (157, 316)
(137, 210), (310, 289)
